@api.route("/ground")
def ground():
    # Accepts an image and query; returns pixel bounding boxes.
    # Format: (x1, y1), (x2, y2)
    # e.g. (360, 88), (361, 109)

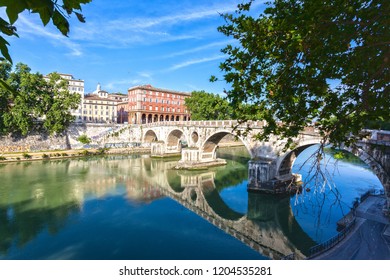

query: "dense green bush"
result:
(77, 134), (91, 144)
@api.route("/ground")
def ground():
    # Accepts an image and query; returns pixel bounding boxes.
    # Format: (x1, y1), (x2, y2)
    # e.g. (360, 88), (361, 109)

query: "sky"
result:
(2, 0), (266, 95)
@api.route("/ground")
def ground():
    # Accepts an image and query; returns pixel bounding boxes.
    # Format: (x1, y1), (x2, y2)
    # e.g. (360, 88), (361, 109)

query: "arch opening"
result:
(277, 144), (317, 178)
(144, 130), (158, 143)
(191, 131), (199, 144)
(166, 129), (186, 151)
(201, 132), (251, 160)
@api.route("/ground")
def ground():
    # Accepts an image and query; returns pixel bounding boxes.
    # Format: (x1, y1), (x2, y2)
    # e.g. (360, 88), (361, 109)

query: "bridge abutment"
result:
(247, 159), (301, 194)
(150, 141), (181, 158)
(175, 147), (227, 169)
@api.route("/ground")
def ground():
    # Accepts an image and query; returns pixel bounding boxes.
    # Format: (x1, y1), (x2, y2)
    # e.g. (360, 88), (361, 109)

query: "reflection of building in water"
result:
(0, 155), (315, 258)
(66, 156), (164, 203)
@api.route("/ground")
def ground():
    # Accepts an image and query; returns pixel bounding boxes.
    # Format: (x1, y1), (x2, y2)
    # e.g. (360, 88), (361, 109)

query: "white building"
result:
(59, 74), (85, 122)
(83, 84), (127, 123)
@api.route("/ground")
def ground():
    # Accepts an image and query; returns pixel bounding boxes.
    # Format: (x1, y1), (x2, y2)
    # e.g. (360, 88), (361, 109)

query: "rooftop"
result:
(128, 84), (191, 96)
(84, 94), (122, 102)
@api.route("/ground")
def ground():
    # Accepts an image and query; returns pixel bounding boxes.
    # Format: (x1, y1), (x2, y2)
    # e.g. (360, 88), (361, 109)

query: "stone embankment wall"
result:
(0, 132), (68, 153)
(0, 123), (130, 153)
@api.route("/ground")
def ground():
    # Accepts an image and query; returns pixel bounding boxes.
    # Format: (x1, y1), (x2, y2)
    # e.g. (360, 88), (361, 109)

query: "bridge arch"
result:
(276, 138), (322, 179)
(276, 142), (389, 207)
(343, 145), (389, 209)
(201, 131), (252, 160)
(144, 129), (158, 143)
(166, 129), (187, 149)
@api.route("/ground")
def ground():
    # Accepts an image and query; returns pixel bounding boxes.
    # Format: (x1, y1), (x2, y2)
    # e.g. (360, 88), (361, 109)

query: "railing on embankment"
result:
(283, 189), (385, 260)
(306, 219), (356, 258)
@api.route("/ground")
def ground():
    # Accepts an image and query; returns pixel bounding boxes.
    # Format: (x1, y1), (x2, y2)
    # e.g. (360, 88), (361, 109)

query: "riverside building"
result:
(82, 84), (128, 123)
(127, 84), (191, 124)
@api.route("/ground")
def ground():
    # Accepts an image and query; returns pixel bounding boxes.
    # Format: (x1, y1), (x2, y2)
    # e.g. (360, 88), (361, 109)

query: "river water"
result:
(0, 146), (382, 259)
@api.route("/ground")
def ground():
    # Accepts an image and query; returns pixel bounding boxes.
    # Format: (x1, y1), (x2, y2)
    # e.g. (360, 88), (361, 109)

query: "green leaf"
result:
(3, 0), (28, 24)
(36, 6), (52, 26)
(0, 77), (15, 93)
(52, 9), (70, 36)
(0, 36), (12, 63)
(75, 12), (85, 23)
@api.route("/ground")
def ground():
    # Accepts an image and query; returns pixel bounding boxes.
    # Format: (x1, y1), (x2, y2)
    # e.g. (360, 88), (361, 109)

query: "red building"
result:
(127, 84), (191, 124)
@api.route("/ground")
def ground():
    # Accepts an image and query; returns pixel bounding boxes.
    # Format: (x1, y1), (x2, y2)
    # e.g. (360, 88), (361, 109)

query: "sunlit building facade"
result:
(127, 84), (191, 124)
(83, 84), (127, 123)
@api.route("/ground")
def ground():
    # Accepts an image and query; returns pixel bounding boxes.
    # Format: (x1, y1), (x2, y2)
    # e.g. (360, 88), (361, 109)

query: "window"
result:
(155, 107), (158, 111)
(149, 106), (152, 110)
(167, 100), (170, 104)
(156, 98), (158, 103)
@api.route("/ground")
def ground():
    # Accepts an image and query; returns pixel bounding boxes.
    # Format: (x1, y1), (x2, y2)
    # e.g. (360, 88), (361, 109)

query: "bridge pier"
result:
(247, 159), (301, 194)
(175, 148), (227, 169)
(150, 141), (181, 158)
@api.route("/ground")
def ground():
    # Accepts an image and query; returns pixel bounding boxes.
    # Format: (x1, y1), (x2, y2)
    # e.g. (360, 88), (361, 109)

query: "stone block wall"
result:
(0, 132), (68, 153)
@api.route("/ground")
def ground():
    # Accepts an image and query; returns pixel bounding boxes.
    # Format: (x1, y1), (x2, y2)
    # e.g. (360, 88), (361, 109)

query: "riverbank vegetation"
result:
(0, 62), (81, 136)
(212, 0), (389, 149)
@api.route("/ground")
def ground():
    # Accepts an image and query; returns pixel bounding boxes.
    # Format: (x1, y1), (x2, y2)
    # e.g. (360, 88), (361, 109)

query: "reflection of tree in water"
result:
(0, 199), (80, 255)
(0, 158), (120, 256)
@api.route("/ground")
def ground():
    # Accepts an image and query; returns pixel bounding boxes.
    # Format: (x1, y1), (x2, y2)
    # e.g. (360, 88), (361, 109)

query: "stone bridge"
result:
(124, 121), (389, 213)
(141, 120), (321, 188)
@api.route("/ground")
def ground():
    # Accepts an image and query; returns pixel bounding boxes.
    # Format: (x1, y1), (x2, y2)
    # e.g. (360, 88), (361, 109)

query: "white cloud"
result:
(162, 40), (235, 59)
(168, 55), (227, 71)
(70, 1), (247, 48)
(17, 15), (83, 56)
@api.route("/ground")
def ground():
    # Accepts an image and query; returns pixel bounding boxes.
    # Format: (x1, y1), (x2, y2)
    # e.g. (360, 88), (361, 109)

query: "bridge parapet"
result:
(142, 120), (267, 129)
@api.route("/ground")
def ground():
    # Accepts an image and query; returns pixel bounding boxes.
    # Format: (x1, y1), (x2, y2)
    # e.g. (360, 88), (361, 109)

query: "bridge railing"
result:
(140, 120), (267, 128)
(307, 218), (356, 258)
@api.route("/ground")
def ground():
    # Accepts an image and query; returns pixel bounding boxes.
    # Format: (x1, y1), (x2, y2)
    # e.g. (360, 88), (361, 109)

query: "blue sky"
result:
(3, 0), (266, 95)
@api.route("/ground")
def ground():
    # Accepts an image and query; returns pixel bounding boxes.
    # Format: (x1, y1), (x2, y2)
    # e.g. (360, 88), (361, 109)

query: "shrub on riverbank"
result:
(22, 153), (31, 159)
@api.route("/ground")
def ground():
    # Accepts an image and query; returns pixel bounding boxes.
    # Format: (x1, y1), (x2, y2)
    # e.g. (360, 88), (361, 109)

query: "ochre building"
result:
(127, 84), (191, 124)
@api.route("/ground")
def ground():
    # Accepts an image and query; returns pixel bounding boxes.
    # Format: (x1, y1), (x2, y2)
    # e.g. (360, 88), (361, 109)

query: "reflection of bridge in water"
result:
(136, 157), (316, 259)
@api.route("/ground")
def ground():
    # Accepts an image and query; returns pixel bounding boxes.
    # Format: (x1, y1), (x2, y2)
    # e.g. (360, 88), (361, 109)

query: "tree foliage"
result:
(0, 62), (81, 135)
(214, 0), (389, 148)
(0, 0), (91, 63)
(77, 134), (91, 144)
(185, 90), (233, 120)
